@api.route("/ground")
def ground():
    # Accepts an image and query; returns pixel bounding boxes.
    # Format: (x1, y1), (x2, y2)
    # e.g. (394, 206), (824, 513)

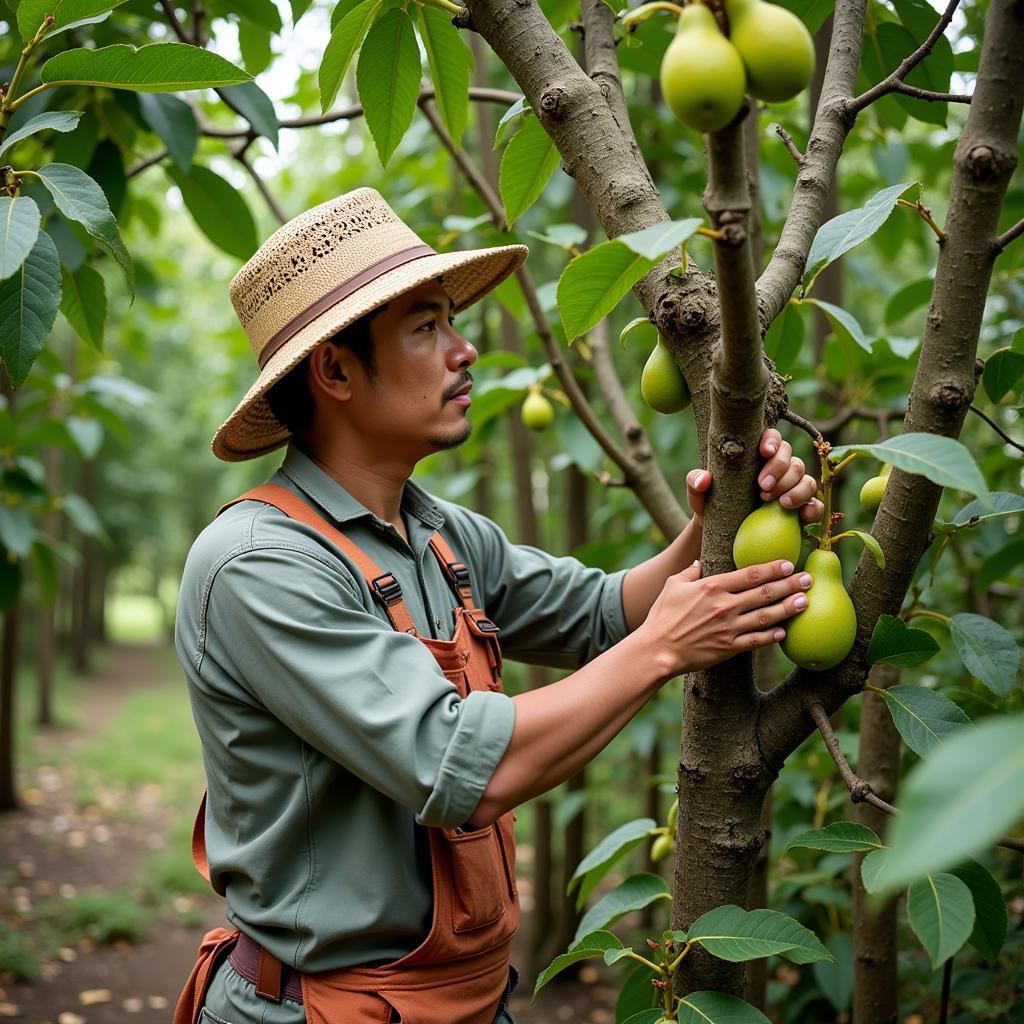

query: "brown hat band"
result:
(257, 244), (437, 370)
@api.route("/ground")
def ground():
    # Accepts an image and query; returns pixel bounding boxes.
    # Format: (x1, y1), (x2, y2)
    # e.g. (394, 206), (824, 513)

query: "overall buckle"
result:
(371, 573), (403, 607)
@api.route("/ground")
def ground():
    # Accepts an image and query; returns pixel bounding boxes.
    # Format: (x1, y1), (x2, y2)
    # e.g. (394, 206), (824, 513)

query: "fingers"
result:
(734, 570), (813, 612)
(677, 559), (702, 583)
(799, 497), (825, 523)
(735, 590), (809, 634)
(759, 428), (782, 458)
(735, 626), (788, 651)
(708, 559), (796, 596)
(686, 469), (711, 518)
(777, 473), (818, 511)
(757, 439), (792, 494)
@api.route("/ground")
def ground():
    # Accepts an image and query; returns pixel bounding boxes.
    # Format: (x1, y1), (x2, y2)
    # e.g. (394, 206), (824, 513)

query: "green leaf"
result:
(290, 0), (314, 23)
(803, 182), (918, 291)
(949, 613), (1020, 698)
(813, 932), (853, 1014)
(418, 5), (472, 147)
(800, 298), (872, 352)
(616, 219), (702, 261)
(0, 197), (41, 281)
(533, 930), (622, 996)
(774, 0), (833, 33)
(557, 241), (658, 343)
(17, 0), (130, 42)
(880, 715), (1024, 890)
(65, 416), (103, 459)
(0, 560), (24, 612)
(950, 859), (1007, 965)
(859, 848), (893, 895)
(829, 433), (990, 500)
(951, 491), (1024, 526)
(0, 507), (36, 558)
(166, 164), (258, 261)
(35, 163), (133, 293)
(0, 230), (61, 388)
(866, 614), (940, 668)
(499, 115), (560, 228)
(62, 493), (104, 536)
(357, 8), (421, 166)
(881, 684), (970, 758)
(907, 873), (974, 969)
(31, 541), (59, 606)
(983, 348), (1024, 403)
(977, 538), (1024, 591)
(888, 2), (956, 126)
(493, 96), (527, 149)
(59, 263), (106, 348)
(319, 0), (382, 110)
(238, 21), (273, 75)
(686, 905), (834, 964)
(527, 222), (588, 250)
(573, 873), (671, 946)
(42, 43), (252, 92)
(0, 111), (83, 160)
(677, 991), (771, 1024)
(568, 817), (657, 906)
(884, 276), (932, 326)
(137, 93), (198, 171)
(764, 301), (805, 374)
(785, 822), (883, 854)
(221, 81), (279, 149)
(843, 529), (885, 568)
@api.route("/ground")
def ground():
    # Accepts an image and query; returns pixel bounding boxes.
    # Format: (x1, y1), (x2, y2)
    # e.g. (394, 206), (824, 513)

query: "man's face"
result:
(341, 279), (478, 459)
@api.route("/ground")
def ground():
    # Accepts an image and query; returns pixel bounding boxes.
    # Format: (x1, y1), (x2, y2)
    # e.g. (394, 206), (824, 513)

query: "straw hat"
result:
(212, 187), (528, 462)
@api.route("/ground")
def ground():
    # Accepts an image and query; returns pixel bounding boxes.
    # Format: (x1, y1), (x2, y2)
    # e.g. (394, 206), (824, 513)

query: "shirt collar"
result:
(279, 445), (445, 530)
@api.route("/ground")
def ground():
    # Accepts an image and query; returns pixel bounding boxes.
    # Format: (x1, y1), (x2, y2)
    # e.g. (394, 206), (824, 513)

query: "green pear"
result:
(780, 549), (857, 670)
(521, 390), (554, 431)
(660, 3), (747, 133)
(641, 337), (691, 414)
(651, 833), (675, 862)
(725, 0), (815, 102)
(859, 463), (892, 514)
(732, 500), (803, 569)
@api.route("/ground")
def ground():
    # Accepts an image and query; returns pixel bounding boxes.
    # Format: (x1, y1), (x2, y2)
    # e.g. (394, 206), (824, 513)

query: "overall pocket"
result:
(443, 825), (505, 932)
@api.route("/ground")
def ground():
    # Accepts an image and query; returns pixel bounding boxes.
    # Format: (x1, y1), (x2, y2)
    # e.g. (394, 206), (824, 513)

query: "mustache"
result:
(444, 373), (473, 402)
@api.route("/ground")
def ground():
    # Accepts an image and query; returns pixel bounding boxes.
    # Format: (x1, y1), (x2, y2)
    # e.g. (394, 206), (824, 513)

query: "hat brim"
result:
(211, 242), (528, 462)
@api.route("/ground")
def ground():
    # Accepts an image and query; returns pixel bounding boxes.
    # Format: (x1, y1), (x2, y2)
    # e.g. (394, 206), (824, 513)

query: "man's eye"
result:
(419, 320), (437, 332)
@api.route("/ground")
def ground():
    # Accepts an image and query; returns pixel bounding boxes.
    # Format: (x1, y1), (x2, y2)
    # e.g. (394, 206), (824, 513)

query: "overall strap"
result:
(219, 483), (419, 636)
(427, 532), (475, 610)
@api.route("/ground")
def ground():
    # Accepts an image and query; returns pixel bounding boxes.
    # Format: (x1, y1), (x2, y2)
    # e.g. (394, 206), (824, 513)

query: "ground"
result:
(0, 643), (624, 1023)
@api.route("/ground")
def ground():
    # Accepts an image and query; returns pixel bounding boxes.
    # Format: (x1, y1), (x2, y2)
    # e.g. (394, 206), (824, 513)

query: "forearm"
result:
(620, 519), (701, 632)
(467, 628), (669, 826)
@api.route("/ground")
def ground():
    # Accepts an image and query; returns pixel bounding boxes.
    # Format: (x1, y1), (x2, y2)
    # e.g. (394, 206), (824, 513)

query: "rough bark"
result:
(0, 607), (19, 811)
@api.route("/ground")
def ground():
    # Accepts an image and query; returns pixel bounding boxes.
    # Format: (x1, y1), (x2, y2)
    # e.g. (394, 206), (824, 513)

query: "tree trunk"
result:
(36, 444), (62, 726)
(71, 460), (96, 673)
(0, 607), (21, 810)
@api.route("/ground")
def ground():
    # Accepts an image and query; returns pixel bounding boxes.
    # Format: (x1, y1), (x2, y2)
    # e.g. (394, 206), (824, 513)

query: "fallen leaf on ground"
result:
(79, 990), (111, 1006)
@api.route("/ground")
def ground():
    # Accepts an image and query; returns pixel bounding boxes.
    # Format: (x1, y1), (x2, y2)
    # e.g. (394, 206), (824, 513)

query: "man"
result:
(173, 188), (821, 1024)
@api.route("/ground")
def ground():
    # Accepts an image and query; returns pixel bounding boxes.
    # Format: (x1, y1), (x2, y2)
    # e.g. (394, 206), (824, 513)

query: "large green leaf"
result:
(0, 196), (41, 281)
(221, 81), (279, 149)
(567, 817), (656, 907)
(617, 219), (702, 261)
(166, 165), (259, 261)
(676, 992), (771, 1024)
(803, 182), (918, 291)
(884, 276), (932, 326)
(17, 0), (130, 42)
(880, 715), (1024, 890)
(907, 873), (974, 969)
(881, 684), (970, 758)
(573, 873), (670, 946)
(764, 301), (804, 374)
(685, 905), (834, 964)
(0, 506), (36, 557)
(828, 433), (990, 500)
(0, 230), (61, 387)
(499, 115), (560, 229)
(138, 93), (198, 171)
(800, 298), (872, 352)
(35, 163), (133, 292)
(983, 347), (1024, 403)
(318, 0), (383, 112)
(951, 491), (1024, 526)
(357, 8), (421, 166)
(977, 538), (1024, 591)
(867, 614), (940, 668)
(950, 859), (1007, 965)
(948, 613), (1020, 698)
(418, 5), (472, 146)
(0, 111), (82, 160)
(60, 263), (106, 348)
(41, 43), (251, 93)
(533, 930), (622, 996)
(813, 932), (854, 1013)
(859, 848), (894, 895)
(557, 241), (658, 343)
(785, 822), (883, 854)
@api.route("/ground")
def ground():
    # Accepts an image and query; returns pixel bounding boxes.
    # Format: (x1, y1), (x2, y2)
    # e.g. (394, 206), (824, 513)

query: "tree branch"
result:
(968, 404), (1024, 454)
(847, 0), (963, 115)
(775, 125), (805, 168)
(994, 216), (1024, 254)
(233, 144), (286, 225)
(781, 407), (823, 444)
(890, 80), (971, 105)
(126, 149), (168, 178)
(158, 0), (193, 43)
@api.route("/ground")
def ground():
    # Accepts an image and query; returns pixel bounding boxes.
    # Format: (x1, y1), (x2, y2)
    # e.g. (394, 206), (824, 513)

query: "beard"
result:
(427, 417), (473, 451)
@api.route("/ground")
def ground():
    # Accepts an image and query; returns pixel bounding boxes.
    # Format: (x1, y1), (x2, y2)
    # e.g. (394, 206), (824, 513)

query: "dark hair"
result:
(265, 306), (385, 437)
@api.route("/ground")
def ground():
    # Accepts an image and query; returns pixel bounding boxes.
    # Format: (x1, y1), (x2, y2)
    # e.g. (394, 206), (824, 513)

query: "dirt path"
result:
(0, 644), (623, 1023)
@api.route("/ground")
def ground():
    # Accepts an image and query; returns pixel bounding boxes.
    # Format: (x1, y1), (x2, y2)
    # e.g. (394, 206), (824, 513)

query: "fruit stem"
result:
(905, 608), (951, 625)
(828, 530), (857, 544)
(696, 226), (726, 241)
(620, 0), (685, 30)
(623, 951), (664, 973)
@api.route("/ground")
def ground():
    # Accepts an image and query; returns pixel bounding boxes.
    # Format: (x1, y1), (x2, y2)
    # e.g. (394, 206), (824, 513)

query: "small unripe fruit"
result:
(641, 338), (691, 414)
(780, 548), (856, 670)
(859, 463), (892, 514)
(667, 798), (678, 831)
(521, 390), (554, 431)
(733, 501), (803, 569)
(725, 0), (815, 102)
(651, 833), (675, 862)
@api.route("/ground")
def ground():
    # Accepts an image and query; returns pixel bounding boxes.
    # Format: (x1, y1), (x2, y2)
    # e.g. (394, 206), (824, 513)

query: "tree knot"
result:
(539, 88), (566, 120)
(718, 437), (745, 461)
(850, 780), (873, 803)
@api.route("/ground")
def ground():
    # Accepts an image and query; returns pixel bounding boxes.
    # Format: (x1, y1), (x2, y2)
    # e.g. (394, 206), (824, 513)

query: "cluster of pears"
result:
(733, 500), (856, 671)
(660, 0), (815, 133)
(642, 337), (691, 414)
(650, 797), (679, 862)
(520, 387), (554, 432)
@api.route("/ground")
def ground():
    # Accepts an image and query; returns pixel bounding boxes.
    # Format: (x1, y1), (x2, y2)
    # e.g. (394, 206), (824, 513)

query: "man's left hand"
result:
(685, 428), (824, 527)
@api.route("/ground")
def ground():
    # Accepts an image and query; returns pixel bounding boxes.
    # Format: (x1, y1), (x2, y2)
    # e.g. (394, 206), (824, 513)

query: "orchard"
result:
(0, 0), (1022, 1018)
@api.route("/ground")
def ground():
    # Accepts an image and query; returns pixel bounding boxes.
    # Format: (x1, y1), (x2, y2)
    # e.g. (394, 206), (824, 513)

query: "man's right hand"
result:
(640, 558), (813, 679)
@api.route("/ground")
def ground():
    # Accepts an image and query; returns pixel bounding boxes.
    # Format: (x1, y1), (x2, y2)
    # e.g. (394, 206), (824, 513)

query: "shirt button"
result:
(436, 618), (443, 630)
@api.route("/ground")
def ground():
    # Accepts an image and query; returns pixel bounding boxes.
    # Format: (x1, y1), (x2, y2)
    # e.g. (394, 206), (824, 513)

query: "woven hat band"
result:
(257, 243), (437, 370)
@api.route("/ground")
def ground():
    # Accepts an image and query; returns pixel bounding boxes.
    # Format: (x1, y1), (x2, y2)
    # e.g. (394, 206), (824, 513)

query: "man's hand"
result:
(685, 427), (824, 527)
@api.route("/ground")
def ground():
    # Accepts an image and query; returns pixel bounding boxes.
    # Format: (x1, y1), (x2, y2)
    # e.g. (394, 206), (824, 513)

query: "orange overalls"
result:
(174, 484), (520, 1024)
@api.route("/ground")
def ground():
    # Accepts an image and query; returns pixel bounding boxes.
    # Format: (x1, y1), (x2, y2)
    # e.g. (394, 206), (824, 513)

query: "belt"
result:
(229, 931), (304, 1003)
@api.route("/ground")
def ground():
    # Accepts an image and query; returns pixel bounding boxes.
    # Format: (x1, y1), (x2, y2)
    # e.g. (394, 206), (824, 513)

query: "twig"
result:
(818, 404), (906, 434)
(891, 80), (971, 105)
(938, 958), (953, 1024)
(847, 0), (962, 114)
(126, 149), (168, 178)
(775, 125), (805, 167)
(994, 216), (1024, 255)
(233, 145), (286, 225)
(897, 198), (945, 241)
(968, 404), (1024, 454)
(781, 407), (824, 443)
(158, 0), (193, 43)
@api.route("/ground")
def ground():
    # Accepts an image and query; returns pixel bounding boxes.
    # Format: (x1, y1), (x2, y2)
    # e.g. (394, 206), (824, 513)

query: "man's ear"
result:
(308, 341), (353, 400)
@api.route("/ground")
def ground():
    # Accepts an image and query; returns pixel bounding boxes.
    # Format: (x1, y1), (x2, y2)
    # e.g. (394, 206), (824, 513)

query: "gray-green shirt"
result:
(175, 446), (629, 972)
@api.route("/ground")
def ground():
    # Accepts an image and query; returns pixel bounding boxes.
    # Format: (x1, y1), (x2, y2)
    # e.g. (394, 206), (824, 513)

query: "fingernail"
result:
(761, 475), (775, 490)
(692, 559), (700, 568)
(781, 495), (793, 507)
(773, 629), (785, 641)
(781, 561), (794, 574)
(794, 595), (807, 609)
(800, 573), (812, 588)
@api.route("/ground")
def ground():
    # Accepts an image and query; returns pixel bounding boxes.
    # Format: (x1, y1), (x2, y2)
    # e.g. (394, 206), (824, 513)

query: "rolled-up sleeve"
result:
(204, 546), (516, 829)
(441, 504), (630, 669)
